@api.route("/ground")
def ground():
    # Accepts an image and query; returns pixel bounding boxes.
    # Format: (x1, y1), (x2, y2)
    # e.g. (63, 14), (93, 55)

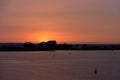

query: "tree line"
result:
(0, 40), (120, 51)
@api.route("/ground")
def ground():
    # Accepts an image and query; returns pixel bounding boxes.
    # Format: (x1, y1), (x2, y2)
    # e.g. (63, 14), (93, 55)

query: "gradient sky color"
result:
(0, 0), (120, 43)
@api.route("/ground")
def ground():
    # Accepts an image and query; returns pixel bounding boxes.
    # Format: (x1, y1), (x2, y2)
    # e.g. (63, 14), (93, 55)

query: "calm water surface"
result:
(0, 51), (120, 80)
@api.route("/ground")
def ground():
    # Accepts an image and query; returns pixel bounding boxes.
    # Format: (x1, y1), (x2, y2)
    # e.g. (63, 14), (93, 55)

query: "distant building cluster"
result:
(0, 40), (120, 51)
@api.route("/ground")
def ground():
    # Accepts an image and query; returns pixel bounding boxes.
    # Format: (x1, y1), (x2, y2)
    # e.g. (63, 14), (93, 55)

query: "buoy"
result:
(94, 67), (97, 75)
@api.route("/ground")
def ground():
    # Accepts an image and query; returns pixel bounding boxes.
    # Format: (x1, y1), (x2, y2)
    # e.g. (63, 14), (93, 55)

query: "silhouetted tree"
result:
(24, 42), (35, 50)
(37, 42), (47, 46)
(37, 42), (48, 50)
(47, 40), (57, 49)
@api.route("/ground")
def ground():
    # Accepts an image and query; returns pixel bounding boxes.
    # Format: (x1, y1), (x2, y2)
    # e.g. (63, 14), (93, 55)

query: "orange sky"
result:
(0, 0), (120, 43)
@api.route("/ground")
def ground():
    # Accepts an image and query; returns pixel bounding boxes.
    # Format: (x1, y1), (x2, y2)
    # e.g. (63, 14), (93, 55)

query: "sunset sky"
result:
(0, 0), (120, 43)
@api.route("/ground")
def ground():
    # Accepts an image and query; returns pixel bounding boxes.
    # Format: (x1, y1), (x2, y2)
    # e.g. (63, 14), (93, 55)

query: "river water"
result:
(0, 50), (120, 80)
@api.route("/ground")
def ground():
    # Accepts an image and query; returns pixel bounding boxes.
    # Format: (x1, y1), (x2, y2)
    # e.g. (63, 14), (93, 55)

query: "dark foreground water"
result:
(0, 51), (120, 80)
